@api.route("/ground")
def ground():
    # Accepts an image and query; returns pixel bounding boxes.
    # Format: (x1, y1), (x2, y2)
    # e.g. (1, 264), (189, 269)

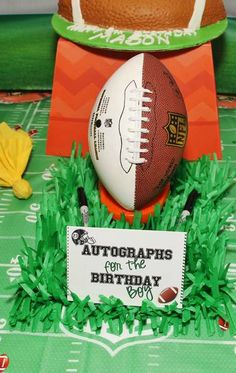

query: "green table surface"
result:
(0, 97), (235, 372)
(0, 15), (235, 93)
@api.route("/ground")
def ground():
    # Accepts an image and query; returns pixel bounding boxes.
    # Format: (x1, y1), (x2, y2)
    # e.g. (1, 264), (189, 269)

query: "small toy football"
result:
(0, 353), (10, 371)
(158, 287), (179, 304)
(218, 317), (229, 331)
(88, 53), (187, 210)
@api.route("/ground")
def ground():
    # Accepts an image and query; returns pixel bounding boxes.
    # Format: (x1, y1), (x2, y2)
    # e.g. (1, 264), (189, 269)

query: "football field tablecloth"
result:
(0, 97), (236, 372)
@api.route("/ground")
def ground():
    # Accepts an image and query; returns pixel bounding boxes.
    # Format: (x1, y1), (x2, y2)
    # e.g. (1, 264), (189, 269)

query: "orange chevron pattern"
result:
(47, 38), (221, 160)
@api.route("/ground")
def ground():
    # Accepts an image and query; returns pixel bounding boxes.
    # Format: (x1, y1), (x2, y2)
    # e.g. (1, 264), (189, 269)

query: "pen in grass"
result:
(178, 189), (200, 223)
(77, 187), (89, 227)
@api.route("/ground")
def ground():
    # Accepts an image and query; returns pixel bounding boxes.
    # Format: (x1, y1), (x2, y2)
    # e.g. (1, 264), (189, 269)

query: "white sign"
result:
(67, 226), (186, 308)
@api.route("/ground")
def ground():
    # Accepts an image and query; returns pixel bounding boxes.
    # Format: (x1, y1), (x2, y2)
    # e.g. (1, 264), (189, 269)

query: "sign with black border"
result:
(67, 226), (186, 308)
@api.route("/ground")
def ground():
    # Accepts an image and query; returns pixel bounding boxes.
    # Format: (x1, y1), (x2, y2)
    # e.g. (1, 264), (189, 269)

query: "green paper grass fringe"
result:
(9, 146), (236, 336)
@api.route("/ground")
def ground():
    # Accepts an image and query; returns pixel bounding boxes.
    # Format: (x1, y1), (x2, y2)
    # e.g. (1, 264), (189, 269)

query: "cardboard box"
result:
(47, 38), (221, 160)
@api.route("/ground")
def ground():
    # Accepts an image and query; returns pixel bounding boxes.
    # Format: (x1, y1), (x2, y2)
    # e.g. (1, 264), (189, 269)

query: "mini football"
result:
(88, 53), (188, 210)
(158, 287), (179, 304)
(218, 317), (229, 331)
(0, 354), (10, 371)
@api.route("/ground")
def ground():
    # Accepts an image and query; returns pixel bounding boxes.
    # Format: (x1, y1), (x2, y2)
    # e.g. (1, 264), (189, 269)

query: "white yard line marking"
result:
(148, 354), (159, 358)
(0, 236), (35, 240)
(1, 198), (11, 202)
(227, 270), (236, 280)
(32, 109), (50, 113)
(34, 155), (55, 158)
(0, 203), (10, 206)
(218, 160), (236, 163)
(0, 264), (20, 268)
(0, 208), (7, 211)
(0, 330), (66, 338)
(148, 346), (160, 349)
(222, 144), (236, 147)
(33, 191), (55, 195)
(0, 295), (13, 299)
(220, 114), (236, 118)
(71, 341), (82, 345)
(25, 101), (41, 131)
(227, 244), (236, 249)
(66, 369), (77, 372)
(221, 128), (236, 132)
(0, 211), (36, 215)
(33, 138), (47, 141)
(21, 103), (33, 126)
(68, 360), (79, 363)
(36, 121), (49, 125)
(35, 122), (49, 126)
(25, 171), (44, 175)
(160, 339), (236, 346)
(70, 351), (81, 354)
(0, 192), (12, 196)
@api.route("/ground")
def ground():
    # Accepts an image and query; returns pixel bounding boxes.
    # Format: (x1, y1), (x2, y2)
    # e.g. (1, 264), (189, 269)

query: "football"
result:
(218, 317), (229, 331)
(0, 354), (10, 371)
(88, 53), (188, 210)
(158, 287), (179, 304)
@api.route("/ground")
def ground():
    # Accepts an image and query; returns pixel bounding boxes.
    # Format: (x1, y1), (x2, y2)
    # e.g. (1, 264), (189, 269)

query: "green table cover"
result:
(0, 97), (235, 372)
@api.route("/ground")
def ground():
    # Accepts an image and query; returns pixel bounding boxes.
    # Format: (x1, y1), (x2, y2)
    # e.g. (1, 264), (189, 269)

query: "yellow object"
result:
(0, 122), (33, 199)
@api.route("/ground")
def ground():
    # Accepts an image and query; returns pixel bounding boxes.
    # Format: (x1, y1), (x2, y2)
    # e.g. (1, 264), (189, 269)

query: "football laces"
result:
(126, 88), (152, 164)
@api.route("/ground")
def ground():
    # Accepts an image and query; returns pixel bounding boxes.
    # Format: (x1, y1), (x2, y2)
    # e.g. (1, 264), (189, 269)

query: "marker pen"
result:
(179, 189), (200, 223)
(77, 187), (89, 227)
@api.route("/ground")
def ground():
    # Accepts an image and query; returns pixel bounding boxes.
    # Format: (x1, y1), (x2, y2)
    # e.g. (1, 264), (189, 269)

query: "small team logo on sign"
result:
(164, 112), (187, 148)
(71, 229), (96, 245)
(0, 354), (9, 372)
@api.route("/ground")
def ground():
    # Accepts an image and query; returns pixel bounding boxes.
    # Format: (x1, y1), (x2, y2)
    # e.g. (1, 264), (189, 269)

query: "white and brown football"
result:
(158, 287), (179, 304)
(88, 53), (187, 210)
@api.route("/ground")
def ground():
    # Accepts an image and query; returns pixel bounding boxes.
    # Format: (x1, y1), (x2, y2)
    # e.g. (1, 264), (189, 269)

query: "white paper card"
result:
(67, 226), (186, 308)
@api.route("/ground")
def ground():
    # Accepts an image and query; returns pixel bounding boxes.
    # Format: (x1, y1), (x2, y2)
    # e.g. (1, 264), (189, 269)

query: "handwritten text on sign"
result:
(67, 226), (186, 307)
